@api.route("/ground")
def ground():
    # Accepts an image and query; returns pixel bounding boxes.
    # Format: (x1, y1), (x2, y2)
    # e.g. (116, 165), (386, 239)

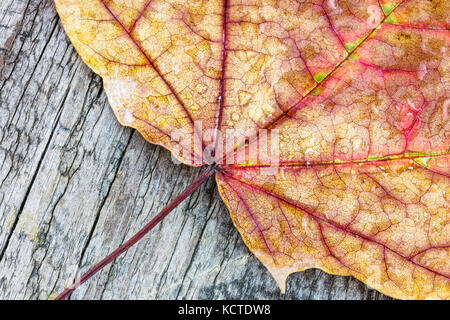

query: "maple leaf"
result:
(54, 0), (449, 300)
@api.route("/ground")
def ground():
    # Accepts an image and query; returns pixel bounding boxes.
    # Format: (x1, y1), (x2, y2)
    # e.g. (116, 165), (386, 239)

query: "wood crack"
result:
(68, 130), (134, 299)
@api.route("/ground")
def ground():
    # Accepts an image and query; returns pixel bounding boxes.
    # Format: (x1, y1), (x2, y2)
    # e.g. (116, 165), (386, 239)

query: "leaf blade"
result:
(54, 0), (450, 299)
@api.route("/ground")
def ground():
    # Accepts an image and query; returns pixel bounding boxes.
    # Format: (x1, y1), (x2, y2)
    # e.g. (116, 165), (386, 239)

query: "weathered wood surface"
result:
(0, 0), (391, 300)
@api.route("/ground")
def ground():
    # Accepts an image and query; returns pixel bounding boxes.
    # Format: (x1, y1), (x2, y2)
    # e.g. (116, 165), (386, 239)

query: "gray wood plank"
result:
(0, 0), (390, 300)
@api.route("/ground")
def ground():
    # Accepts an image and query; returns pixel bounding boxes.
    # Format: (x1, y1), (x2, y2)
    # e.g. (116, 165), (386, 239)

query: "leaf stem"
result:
(55, 166), (215, 300)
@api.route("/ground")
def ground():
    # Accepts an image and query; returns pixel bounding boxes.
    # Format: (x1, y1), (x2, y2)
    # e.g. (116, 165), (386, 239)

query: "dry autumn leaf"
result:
(54, 0), (449, 300)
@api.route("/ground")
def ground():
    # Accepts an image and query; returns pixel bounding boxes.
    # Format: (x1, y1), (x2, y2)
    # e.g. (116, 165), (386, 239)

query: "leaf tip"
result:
(271, 269), (288, 294)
